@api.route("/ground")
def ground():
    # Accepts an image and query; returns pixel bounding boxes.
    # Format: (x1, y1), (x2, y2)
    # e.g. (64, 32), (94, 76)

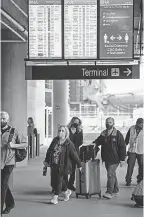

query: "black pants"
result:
(68, 162), (76, 190)
(125, 152), (143, 184)
(51, 165), (68, 195)
(1, 165), (15, 212)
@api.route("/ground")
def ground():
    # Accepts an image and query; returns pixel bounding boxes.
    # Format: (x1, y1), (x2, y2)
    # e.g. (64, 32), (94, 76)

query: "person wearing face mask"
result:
(43, 125), (82, 205)
(1, 111), (27, 215)
(90, 117), (126, 199)
(67, 117), (83, 191)
(125, 118), (143, 186)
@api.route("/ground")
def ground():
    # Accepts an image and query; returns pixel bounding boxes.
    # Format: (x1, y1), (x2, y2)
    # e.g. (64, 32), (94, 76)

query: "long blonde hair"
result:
(57, 125), (70, 140)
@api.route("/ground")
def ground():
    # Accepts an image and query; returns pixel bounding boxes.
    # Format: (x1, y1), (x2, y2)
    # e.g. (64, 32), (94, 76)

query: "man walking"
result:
(1, 111), (27, 215)
(91, 117), (126, 199)
(125, 118), (143, 186)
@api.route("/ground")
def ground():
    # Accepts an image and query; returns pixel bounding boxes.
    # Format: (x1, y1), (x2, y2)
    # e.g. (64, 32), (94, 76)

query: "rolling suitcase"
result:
(76, 159), (101, 199)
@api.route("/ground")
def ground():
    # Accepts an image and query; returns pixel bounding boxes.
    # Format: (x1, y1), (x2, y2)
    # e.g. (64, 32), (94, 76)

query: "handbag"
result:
(9, 128), (27, 162)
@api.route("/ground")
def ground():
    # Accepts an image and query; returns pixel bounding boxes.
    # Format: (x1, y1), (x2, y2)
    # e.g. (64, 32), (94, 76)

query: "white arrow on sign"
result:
(110, 35), (115, 40)
(117, 35), (122, 40)
(124, 68), (132, 76)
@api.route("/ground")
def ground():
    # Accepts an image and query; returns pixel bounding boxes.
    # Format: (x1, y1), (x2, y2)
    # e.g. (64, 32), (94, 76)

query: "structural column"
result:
(1, 42), (27, 167)
(53, 80), (69, 137)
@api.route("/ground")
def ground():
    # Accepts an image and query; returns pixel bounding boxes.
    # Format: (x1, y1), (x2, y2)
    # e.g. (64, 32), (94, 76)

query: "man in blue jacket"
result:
(91, 117), (126, 199)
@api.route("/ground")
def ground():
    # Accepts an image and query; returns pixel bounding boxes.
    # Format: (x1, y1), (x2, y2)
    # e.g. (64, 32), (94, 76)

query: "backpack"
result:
(79, 145), (99, 162)
(9, 128), (27, 162)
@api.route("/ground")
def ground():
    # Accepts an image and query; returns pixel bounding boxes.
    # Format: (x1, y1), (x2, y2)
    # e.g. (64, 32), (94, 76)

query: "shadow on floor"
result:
(16, 190), (52, 196)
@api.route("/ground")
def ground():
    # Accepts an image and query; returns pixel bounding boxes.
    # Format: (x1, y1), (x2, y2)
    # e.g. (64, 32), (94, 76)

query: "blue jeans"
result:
(105, 162), (119, 195)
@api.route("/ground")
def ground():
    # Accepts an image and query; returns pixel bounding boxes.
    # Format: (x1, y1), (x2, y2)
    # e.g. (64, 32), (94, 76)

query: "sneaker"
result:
(2, 203), (15, 214)
(50, 195), (58, 204)
(112, 192), (118, 197)
(103, 192), (112, 199)
(64, 190), (72, 201)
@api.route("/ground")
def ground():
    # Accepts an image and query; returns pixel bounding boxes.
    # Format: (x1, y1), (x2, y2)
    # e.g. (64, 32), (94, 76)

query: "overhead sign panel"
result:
(99, 0), (133, 59)
(29, 0), (62, 59)
(25, 65), (140, 80)
(64, 0), (97, 59)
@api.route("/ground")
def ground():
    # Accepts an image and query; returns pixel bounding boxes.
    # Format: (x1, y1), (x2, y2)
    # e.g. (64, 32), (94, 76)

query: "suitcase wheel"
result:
(76, 194), (78, 199)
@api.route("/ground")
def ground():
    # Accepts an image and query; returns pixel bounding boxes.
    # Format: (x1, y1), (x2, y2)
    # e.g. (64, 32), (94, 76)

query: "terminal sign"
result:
(27, 65), (141, 80)
(99, 0), (133, 59)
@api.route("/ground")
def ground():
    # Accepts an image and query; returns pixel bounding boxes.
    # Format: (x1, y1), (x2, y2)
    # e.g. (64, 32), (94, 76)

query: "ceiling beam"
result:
(1, 20), (26, 42)
(9, 0), (28, 18)
(1, 8), (28, 38)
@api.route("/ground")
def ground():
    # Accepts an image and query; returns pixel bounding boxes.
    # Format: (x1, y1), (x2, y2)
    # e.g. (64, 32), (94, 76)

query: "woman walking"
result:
(67, 117), (83, 191)
(43, 125), (82, 204)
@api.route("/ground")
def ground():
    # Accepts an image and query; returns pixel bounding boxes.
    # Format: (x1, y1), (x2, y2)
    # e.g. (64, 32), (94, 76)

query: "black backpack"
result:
(79, 145), (100, 162)
(9, 128), (27, 162)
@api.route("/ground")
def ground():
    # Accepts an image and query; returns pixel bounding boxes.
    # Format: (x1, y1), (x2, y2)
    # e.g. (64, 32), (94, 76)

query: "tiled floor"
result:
(7, 146), (143, 217)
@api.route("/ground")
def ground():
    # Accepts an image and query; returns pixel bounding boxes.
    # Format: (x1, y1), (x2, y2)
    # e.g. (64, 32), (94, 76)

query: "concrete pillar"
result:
(1, 42), (27, 167)
(27, 80), (45, 145)
(53, 80), (69, 137)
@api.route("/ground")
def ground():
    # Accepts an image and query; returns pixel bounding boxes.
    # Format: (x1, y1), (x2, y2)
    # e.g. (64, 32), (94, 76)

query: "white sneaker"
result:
(50, 195), (58, 204)
(112, 192), (118, 197)
(64, 190), (72, 201)
(103, 192), (112, 199)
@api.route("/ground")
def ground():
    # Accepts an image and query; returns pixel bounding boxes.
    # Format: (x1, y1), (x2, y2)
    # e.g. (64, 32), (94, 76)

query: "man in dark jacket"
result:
(91, 117), (126, 199)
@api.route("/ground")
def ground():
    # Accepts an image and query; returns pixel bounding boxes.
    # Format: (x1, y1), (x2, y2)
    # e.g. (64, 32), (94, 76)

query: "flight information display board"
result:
(64, 0), (97, 59)
(99, 0), (133, 59)
(29, 0), (62, 59)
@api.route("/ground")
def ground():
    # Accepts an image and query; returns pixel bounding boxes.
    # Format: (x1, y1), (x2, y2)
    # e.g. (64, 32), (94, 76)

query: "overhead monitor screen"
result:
(64, 0), (97, 59)
(29, 0), (62, 59)
(99, 0), (133, 59)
